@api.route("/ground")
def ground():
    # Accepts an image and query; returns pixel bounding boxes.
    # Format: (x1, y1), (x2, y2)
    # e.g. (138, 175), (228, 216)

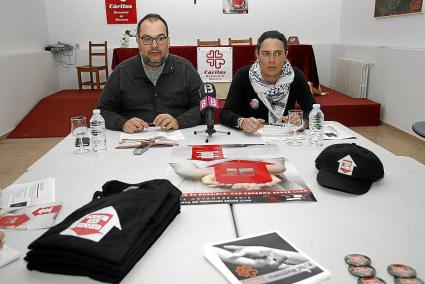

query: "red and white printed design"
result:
(197, 47), (232, 82)
(32, 205), (61, 216)
(231, 0), (245, 8)
(105, 0), (137, 24)
(192, 145), (224, 161)
(213, 160), (272, 184)
(0, 214), (30, 228)
(337, 155), (357, 176)
(60, 206), (121, 242)
(0, 201), (62, 230)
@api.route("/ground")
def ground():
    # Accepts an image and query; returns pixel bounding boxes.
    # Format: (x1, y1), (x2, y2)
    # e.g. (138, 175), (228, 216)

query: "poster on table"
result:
(105, 0), (137, 24)
(169, 144), (316, 205)
(223, 0), (249, 14)
(197, 47), (233, 82)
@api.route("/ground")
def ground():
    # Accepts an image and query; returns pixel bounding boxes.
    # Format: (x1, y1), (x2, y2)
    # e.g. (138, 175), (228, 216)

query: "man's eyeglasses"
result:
(138, 35), (168, 45)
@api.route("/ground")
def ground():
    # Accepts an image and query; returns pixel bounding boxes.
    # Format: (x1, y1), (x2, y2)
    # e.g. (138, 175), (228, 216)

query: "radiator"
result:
(336, 57), (372, 99)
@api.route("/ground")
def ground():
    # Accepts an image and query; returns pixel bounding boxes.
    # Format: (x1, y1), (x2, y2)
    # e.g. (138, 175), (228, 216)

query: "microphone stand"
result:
(194, 125), (230, 143)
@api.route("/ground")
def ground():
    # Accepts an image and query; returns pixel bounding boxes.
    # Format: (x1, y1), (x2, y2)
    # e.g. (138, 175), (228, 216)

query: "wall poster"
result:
(105, 0), (137, 24)
(374, 0), (423, 17)
(223, 0), (248, 14)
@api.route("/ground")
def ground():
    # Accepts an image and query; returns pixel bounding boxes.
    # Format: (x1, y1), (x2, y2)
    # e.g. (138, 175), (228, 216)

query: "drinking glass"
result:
(71, 116), (89, 154)
(287, 110), (304, 146)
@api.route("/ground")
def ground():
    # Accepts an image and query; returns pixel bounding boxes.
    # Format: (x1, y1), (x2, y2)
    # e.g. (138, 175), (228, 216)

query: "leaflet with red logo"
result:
(0, 178), (55, 213)
(0, 201), (62, 230)
(169, 144), (317, 205)
(204, 231), (331, 284)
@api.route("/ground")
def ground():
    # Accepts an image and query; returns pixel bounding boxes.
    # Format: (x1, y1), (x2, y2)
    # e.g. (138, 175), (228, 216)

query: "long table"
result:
(3, 123), (425, 283)
(111, 45), (320, 88)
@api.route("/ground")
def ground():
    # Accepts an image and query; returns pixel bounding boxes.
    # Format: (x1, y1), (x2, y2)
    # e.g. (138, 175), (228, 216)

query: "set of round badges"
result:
(344, 254), (423, 284)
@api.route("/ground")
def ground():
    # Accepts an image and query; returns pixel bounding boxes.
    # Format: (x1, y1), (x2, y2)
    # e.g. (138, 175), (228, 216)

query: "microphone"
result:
(199, 83), (218, 134)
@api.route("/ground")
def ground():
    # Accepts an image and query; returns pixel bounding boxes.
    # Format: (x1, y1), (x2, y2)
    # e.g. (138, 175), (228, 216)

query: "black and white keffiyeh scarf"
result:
(249, 60), (295, 124)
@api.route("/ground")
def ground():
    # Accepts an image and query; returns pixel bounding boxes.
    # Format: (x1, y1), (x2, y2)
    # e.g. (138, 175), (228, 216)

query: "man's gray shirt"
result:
(98, 54), (203, 131)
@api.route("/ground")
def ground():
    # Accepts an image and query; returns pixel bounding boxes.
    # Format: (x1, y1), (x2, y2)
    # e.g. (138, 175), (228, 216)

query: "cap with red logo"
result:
(315, 143), (384, 195)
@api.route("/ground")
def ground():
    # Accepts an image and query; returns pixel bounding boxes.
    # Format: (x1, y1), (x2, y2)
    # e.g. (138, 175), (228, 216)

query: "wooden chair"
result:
(76, 41), (108, 92)
(228, 37), (252, 45)
(288, 36), (300, 45)
(197, 38), (221, 46)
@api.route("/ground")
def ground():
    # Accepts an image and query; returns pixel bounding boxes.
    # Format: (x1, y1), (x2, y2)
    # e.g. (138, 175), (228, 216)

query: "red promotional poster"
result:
(169, 144), (317, 205)
(105, 0), (137, 24)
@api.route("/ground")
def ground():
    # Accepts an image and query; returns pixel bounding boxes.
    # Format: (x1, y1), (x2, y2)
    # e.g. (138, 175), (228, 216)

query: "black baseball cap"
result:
(315, 143), (384, 194)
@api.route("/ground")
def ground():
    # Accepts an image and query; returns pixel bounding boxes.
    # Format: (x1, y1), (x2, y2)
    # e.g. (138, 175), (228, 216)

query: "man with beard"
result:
(98, 14), (203, 133)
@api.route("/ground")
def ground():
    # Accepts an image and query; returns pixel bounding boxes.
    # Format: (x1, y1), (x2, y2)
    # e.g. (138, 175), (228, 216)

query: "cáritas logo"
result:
(206, 50), (226, 69)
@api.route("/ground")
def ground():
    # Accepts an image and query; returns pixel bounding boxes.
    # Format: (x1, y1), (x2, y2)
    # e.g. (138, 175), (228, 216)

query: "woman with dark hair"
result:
(220, 30), (316, 134)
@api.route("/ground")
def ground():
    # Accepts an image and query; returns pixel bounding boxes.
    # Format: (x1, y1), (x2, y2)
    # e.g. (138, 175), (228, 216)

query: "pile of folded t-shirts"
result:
(25, 179), (181, 283)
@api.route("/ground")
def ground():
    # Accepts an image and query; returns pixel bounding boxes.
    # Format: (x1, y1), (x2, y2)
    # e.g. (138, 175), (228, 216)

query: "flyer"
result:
(169, 144), (316, 205)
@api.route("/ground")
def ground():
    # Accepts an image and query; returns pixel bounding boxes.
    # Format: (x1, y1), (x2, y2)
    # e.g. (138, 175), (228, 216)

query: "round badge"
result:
(388, 264), (417, 278)
(358, 276), (386, 284)
(349, 265), (376, 277)
(395, 277), (424, 284)
(249, 99), (259, 110)
(345, 254), (372, 266)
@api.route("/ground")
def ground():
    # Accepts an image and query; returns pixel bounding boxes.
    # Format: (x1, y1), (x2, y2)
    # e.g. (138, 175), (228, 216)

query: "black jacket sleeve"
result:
(219, 68), (248, 128)
(175, 64), (203, 128)
(291, 68), (316, 119)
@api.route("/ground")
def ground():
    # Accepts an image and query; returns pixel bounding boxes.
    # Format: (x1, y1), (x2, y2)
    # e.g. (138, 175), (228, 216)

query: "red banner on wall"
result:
(105, 0), (137, 24)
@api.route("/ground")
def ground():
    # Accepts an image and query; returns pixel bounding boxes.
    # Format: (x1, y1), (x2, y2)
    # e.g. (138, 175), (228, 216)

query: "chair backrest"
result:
(228, 37), (252, 45)
(197, 38), (221, 47)
(288, 36), (300, 45)
(89, 41), (108, 68)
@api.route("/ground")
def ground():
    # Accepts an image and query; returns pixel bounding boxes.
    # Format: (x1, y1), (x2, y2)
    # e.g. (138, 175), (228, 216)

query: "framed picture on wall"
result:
(223, 0), (248, 14)
(374, 0), (423, 17)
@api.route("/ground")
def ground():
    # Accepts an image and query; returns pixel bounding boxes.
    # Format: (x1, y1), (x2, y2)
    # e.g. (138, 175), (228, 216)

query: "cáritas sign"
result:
(105, 0), (137, 24)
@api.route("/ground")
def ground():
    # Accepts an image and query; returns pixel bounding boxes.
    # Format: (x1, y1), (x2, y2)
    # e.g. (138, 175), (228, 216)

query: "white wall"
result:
(44, 0), (342, 90)
(333, 0), (425, 134)
(44, 0), (341, 48)
(340, 0), (425, 49)
(0, 1), (59, 136)
(0, 1), (49, 54)
(0, 53), (59, 136)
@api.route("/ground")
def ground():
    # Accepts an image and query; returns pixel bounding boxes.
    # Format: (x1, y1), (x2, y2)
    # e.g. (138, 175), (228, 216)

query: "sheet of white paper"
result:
(259, 125), (307, 142)
(0, 244), (21, 268)
(120, 127), (185, 141)
(317, 123), (356, 140)
(0, 178), (55, 210)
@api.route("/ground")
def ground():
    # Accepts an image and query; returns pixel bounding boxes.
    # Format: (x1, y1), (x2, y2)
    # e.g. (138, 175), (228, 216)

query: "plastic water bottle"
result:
(308, 104), (324, 147)
(90, 109), (107, 152)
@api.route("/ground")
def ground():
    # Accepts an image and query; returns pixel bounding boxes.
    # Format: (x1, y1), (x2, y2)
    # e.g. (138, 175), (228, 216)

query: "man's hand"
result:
(123, 117), (149, 133)
(154, 114), (179, 130)
(241, 117), (265, 134)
